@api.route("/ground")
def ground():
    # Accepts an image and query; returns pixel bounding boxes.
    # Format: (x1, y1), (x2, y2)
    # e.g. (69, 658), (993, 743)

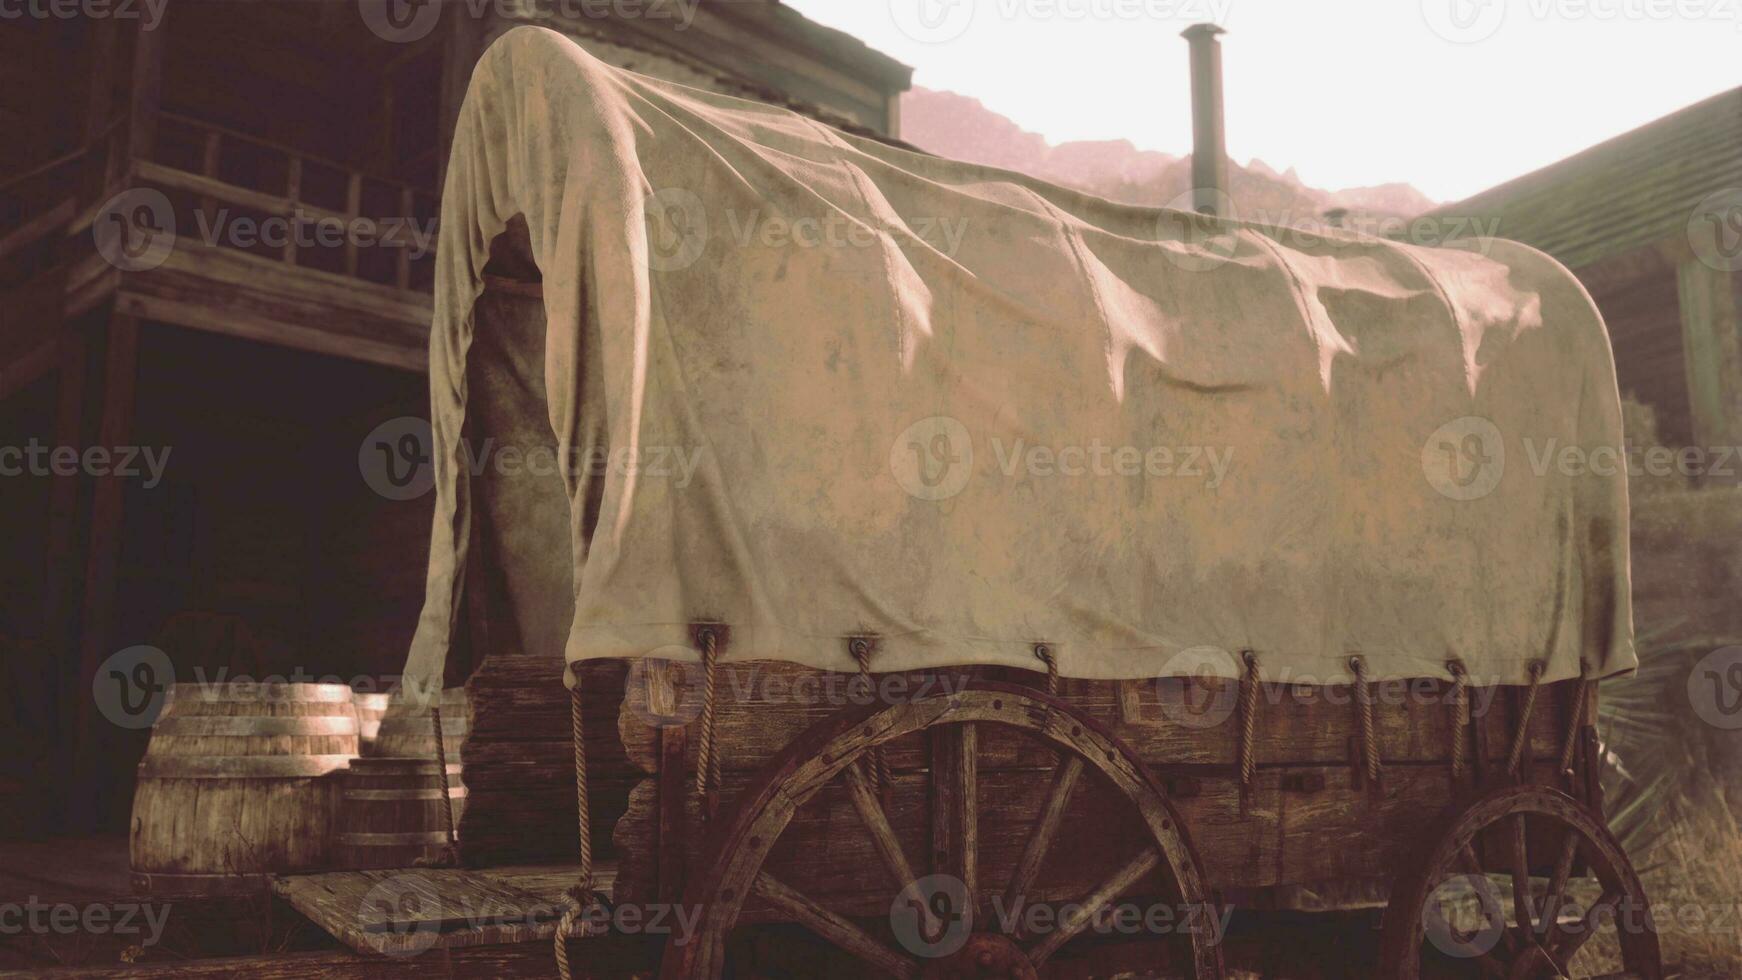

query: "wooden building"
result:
(1425, 87), (1742, 453)
(0, 0), (911, 837)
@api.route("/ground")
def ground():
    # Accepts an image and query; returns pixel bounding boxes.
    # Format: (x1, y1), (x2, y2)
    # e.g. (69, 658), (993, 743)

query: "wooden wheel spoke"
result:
(931, 721), (978, 913)
(751, 871), (918, 979)
(1025, 848), (1160, 967)
(1509, 813), (1536, 934)
(1551, 887), (1621, 966)
(1003, 755), (1084, 915)
(1539, 827), (1582, 938)
(843, 760), (921, 891)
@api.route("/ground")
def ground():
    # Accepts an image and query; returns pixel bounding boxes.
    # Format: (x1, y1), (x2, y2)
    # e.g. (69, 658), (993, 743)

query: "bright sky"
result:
(784, 0), (1741, 204)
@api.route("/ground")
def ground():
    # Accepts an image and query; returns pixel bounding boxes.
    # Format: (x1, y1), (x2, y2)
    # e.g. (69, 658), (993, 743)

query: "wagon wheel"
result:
(1379, 784), (1661, 980)
(660, 681), (1225, 979)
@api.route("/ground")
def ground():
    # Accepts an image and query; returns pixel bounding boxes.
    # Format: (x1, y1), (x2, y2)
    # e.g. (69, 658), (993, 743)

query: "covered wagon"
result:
(375, 26), (1659, 979)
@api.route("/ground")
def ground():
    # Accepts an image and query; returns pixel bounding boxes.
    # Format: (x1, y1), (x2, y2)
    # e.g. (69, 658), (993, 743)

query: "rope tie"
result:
(1237, 651), (1261, 788)
(1558, 660), (1590, 778)
(1506, 661), (1546, 778)
(693, 626), (724, 819)
(555, 664), (603, 980)
(1447, 660), (1470, 782)
(1349, 656), (1380, 786)
(1035, 643), (1060, 697)
(417, 701), (461, 868)
(849, 637), (890, 797)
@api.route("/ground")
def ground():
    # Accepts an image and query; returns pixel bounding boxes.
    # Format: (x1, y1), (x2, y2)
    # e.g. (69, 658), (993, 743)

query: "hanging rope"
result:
(555, 664), (603, 980)
(1237, 651), (1261, 788)
(1035, 643), (1060, 697)
(693, 626), (724, 819)
(418, 702), (461, 869)
(1447, 660), (1470, 782)
(849, 636), (889, 797)
(1349, 656), (1380, 786)
(1506, 661), (1546, 778)
(1558, 660), (1590, 778)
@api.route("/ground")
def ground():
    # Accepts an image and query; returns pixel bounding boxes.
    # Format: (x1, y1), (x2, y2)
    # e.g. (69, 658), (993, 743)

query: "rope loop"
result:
(1034, 643), (1059, 697)
(1237, 651), (1261, 788)
(1349, 656), (1380, 786)
(1505, 660), (1547, 778)
(848, 635), (889, 797)
(693, 625), (725, 819)
(1558, 659), (1591, 777)
(1446, 659), (1470, 781)
(555, 662), (600, 980)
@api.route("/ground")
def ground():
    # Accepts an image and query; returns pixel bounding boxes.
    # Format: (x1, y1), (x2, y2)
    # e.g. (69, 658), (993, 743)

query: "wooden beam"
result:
(126, 5), (166, 162)
(69, 312), (139, 827)
(1675, 257), (1742, 451)
(930, 721), (978, 910)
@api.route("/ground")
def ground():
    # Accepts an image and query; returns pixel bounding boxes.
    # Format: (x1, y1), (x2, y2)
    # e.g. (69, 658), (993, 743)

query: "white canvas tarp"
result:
(403, 27), (1635, 693)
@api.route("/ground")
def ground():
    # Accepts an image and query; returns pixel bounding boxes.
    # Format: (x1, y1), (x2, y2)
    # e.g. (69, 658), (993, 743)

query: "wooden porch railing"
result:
(139, 112), (440, 292)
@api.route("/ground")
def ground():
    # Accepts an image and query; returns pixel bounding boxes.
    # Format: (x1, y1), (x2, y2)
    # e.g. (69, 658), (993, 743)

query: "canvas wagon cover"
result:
(402, 27), (1634, 693)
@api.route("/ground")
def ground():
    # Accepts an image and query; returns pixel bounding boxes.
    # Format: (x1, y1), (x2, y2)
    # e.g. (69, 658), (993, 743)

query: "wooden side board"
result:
(611, 761), (1573, 917)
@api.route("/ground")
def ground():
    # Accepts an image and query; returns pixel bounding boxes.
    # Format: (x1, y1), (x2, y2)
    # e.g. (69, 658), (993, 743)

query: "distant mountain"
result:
(900, 87), (1436, 227)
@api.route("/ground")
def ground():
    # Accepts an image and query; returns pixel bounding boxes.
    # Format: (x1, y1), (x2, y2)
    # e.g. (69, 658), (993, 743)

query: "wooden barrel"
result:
(333, 758), (468, 869)
(353, 692), (391, 755)
(130, 682), (358, 894)
(373, 688), (469, 761)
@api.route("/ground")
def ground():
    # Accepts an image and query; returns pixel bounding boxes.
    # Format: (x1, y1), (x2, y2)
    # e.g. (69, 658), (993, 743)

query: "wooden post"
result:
(126, 7), (166, 164)
(283, 157), (303, 266)
(69, 313), (140, 827)
(1676, 256), (1742, 454)
(930, 723), (978, 913)
(343, 172), (362, 277)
